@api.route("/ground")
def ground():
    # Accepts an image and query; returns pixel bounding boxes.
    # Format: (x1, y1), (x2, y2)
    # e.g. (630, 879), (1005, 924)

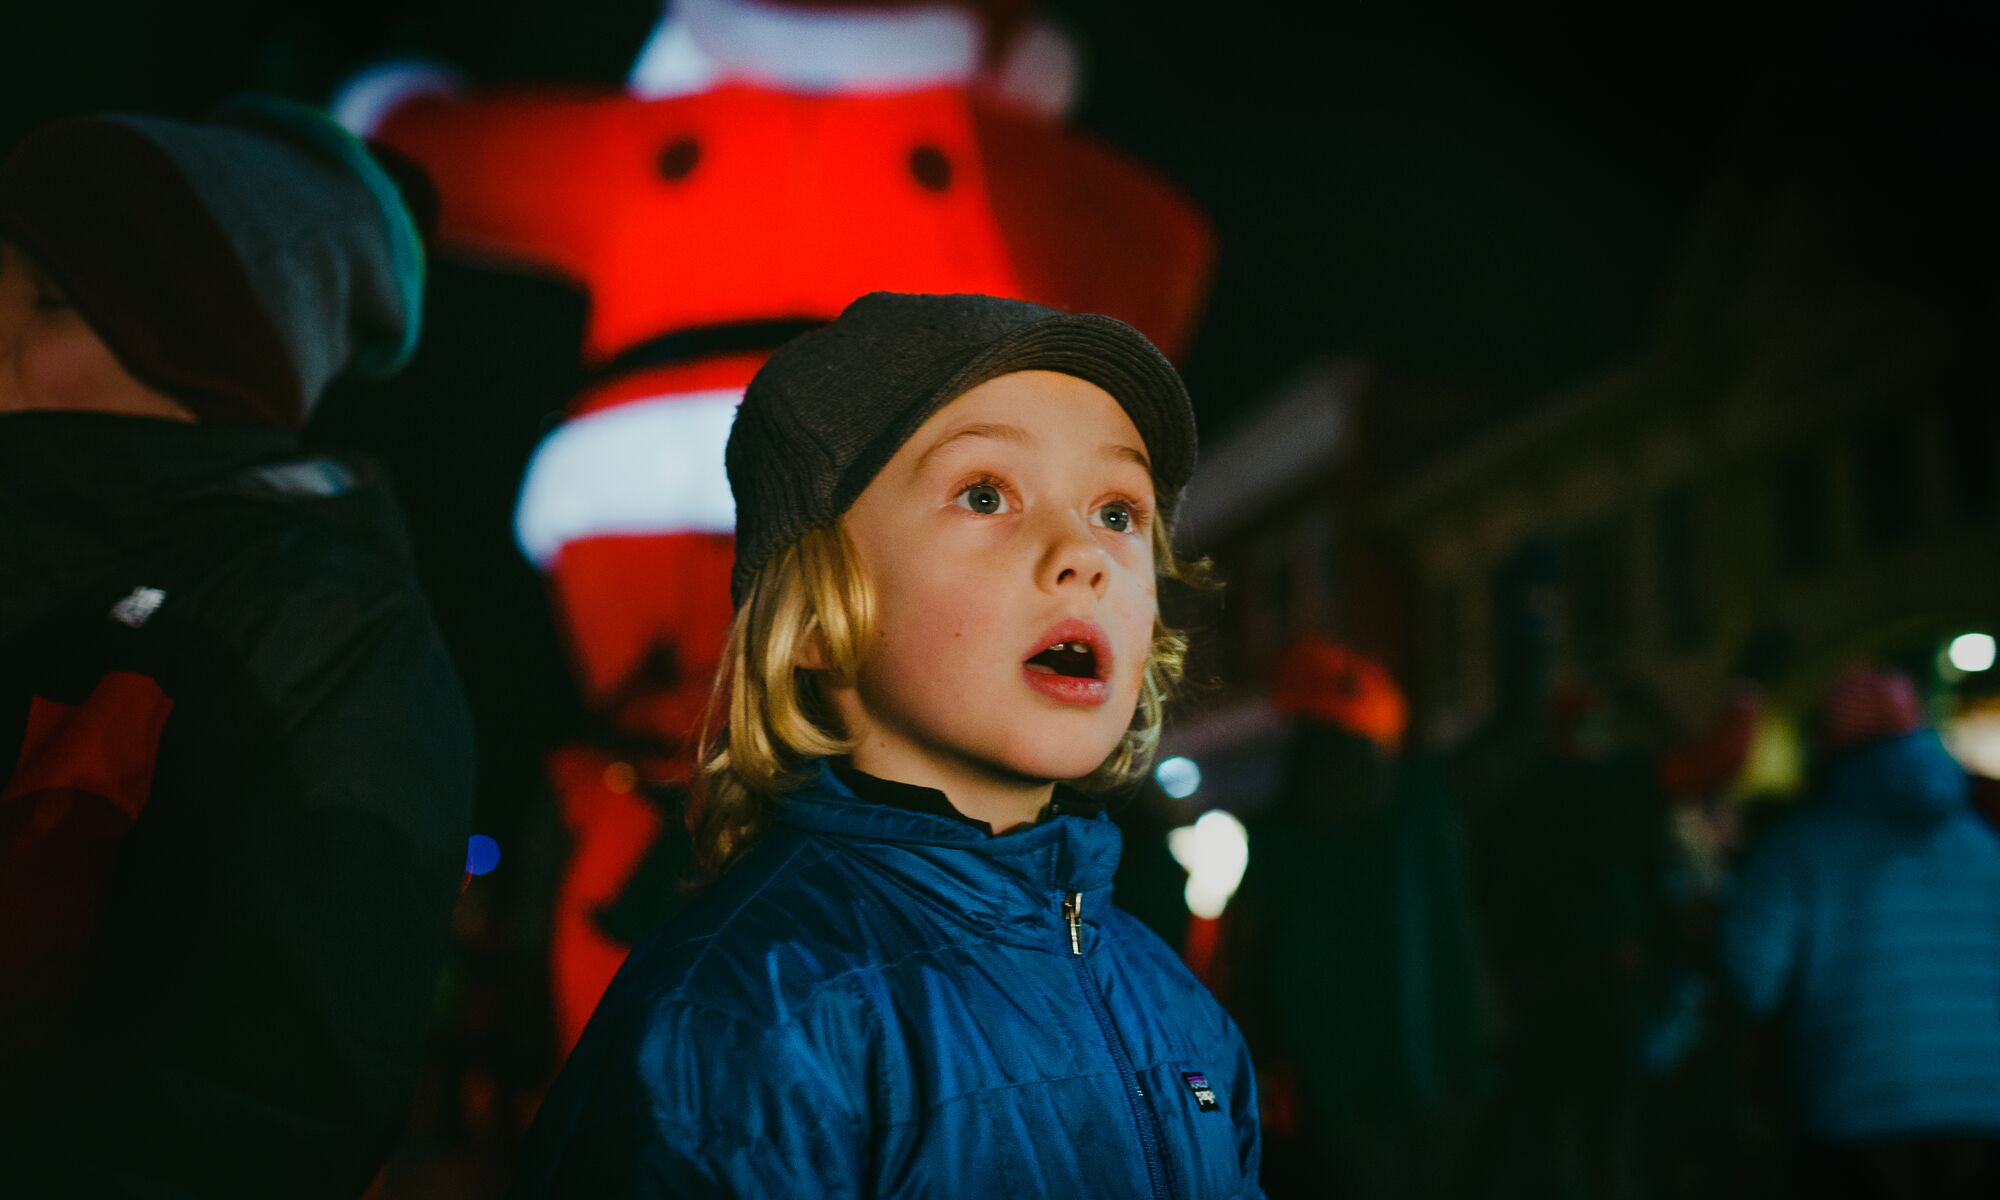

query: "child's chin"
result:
(1000, 742), (1120, 785)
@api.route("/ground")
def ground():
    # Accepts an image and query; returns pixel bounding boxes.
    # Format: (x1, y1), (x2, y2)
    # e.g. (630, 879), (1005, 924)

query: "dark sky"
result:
(7, 1), (1993, 439)
(1070, 3), (1994, 436)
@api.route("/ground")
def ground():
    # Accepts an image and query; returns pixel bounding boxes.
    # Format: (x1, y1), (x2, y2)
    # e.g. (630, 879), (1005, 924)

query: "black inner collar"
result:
(829, 759), (1106, 836)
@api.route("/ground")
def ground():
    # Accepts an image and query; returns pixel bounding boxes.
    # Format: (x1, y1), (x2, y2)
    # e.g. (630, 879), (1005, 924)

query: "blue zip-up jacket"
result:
(1719, 729), (2000, 1138)
(512, 761), (1263, 1198)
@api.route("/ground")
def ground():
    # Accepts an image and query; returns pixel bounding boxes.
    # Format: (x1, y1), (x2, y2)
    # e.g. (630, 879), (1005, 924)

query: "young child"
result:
(514, 292), (1263, 1197)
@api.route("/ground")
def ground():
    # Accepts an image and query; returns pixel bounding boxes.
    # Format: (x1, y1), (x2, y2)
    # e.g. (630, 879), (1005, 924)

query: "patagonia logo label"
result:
(1182, 1071), (1219, 1112)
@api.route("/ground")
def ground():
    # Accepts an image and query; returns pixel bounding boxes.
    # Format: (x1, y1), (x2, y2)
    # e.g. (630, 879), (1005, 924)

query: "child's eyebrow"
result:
(1104, 442), (1152, 473)
(912, 422), (1153, 481)
(911, 422), (1032, 474)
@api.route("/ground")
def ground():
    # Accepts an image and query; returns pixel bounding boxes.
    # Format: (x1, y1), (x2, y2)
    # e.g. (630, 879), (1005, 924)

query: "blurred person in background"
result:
(1228, 636), (1484, 1198)
(1471, 678), (1673, 1200)
(1642, 629), (1808, 1197)
(0, 99), (473, 1195)
(1720, 664), (2000, 1199)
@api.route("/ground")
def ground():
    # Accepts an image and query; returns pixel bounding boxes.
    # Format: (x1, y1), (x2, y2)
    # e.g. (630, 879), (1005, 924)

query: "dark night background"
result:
(10, 1), (1991, 435)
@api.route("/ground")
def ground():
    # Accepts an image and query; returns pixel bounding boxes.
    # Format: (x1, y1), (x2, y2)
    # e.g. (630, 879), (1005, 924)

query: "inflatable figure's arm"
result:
(380, 91), (632, 284)
(338, 66), (618, 285)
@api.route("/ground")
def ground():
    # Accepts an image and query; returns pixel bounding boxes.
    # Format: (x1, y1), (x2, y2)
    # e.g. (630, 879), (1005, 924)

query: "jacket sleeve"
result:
(14, 564), (475, 1197)
(530, 999), (871, 1198)
(1718, 833), (1803, 1019)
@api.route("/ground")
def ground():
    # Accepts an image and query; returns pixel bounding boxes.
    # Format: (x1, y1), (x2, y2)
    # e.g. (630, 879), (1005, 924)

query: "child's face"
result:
(0, 238), (192, 420)
(832, 369), (1160, 790)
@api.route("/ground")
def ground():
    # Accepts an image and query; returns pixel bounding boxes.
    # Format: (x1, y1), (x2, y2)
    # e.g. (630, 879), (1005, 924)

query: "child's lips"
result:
(1022, 618), (1112, 678)
(1020, 666), (1111, 706)
(1024, 672), (1120, 708)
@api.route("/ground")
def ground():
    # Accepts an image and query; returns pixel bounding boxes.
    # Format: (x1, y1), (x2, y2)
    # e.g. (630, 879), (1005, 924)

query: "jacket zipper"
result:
(1064, 890), (1174, 1200)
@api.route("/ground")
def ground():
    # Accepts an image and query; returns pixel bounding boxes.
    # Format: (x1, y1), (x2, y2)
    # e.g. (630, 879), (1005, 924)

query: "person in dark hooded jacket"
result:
(1720, 665), (2000, 1197)
(0, 98), (472, 1196)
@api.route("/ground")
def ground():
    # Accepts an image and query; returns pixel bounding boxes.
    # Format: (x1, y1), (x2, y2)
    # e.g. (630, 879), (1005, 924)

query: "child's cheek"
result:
(891, 589), (987, 688)
(1113, 611), (1155, 699)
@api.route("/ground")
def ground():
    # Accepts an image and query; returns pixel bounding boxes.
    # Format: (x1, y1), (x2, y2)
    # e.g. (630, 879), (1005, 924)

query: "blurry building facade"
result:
(1168, 74), (1998, 772)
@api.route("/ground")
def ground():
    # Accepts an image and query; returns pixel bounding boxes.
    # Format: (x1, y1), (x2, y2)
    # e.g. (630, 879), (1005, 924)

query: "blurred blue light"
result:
(465, 834), (501, 877)
(1155, 755), (1202, 800)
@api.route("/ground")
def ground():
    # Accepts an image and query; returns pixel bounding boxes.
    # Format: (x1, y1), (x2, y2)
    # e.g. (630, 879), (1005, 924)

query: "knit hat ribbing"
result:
(0, 95), (424, 427)
(725, 291), (1198, 606)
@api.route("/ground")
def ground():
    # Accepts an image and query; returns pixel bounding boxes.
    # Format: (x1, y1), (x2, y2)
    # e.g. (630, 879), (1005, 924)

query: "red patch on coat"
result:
(0, 671), (174, 1081)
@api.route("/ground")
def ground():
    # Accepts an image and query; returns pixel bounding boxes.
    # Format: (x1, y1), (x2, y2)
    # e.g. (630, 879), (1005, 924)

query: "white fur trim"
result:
(514, 390), (742, 567)
(330, 59), (464, 136)
(984, 19), (1083, 119)
(629, 14), (725, 99)
(638, 0), (982, 95)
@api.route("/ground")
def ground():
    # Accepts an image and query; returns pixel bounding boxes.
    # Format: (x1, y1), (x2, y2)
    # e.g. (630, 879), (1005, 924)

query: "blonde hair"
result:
(689, 517), (1214, 876)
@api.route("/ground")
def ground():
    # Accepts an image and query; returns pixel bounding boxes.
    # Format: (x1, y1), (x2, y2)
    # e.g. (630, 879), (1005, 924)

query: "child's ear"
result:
(794, 623), (832, 672)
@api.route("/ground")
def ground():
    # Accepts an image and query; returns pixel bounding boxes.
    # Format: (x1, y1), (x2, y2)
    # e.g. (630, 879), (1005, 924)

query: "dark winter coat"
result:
(0, 412), (474, 1196)
(513, 759), (1264, 1198)
(1230, 727), (1485, 1126)
(1720, 728), (2000, 1138)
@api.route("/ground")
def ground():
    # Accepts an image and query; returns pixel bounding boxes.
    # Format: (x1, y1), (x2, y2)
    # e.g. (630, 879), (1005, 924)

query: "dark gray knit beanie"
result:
(0, 94), (424, 427)
(726, 291), (1198, 606)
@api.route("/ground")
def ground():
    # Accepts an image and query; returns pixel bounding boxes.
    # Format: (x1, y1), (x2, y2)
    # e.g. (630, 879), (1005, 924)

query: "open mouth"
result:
(1020, 620), (1112, 706)
(1025, 640), (1101, 679)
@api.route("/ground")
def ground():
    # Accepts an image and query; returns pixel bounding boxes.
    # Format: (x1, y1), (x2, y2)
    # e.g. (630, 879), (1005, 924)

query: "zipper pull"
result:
(1062, 891), (1083, 955)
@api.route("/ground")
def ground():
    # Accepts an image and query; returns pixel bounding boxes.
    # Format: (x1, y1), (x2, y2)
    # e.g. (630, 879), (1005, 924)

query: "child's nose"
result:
(1038, 515), (1109, 597)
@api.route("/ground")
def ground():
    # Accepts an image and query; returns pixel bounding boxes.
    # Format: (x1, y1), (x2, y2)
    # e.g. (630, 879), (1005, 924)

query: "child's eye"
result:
(1093, 500), (1145, 535)
(953, 481), (1010, 515)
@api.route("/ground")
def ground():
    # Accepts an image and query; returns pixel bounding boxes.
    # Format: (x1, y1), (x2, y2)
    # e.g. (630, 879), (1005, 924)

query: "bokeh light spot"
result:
(466, 834), (502, 877)
(1167, 810), (1249, 919)
(1155, 755), (1202, 800)
(1947, 632), (1996, 673)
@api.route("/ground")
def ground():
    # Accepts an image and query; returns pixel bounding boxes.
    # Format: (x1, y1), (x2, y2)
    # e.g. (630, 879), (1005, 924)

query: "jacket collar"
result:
(0, 411), (303, 502)
(0, 412), (393, 635)
(777, 759), (1123, 954)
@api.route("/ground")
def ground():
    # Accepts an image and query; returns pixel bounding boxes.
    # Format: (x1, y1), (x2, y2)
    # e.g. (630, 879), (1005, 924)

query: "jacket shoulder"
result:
(210, 464), (422, 610)
(594, 828), (888, 1034)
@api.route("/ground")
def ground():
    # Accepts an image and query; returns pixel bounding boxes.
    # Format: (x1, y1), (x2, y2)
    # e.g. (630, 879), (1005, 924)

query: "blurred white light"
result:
(1943, 710), (2000, 780)
(1167, 809), (1249, 919)
(1948, 633), (1996, 673)
(1155, 755), (1202, 800)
